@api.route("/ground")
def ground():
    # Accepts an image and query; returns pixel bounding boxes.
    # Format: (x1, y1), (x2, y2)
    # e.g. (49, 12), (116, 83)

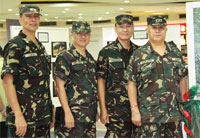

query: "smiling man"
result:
(125, 15), (188, 138)
(97, 14), (138, 137)
(2, 5), (53, 137)
(54, 21), (98, 137)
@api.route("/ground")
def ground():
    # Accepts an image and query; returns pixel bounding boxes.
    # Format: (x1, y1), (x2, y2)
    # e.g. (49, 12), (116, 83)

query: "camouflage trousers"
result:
(55, 122), (96, 138)
(9, 124), (50, 138)
(105, 117), (134, 138)
(134, 121), (183, 138)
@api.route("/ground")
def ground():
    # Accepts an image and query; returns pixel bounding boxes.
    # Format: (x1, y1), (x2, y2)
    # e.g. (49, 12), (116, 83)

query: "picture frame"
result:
(107, 41), (114, 45)
(53, 81), (58, 97)
(51, 41), (67, 57)
(133, 30), (148, 39)
(51, 62), (55, 77)
(37, 32), (49, 43)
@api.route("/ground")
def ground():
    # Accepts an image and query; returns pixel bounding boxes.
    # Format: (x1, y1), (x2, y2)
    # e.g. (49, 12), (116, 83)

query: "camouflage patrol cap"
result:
(115, 14), (134, 25)
(147, 16), (167, 26)
(19, 5), (41, 15)
(72, 21), (91, 33)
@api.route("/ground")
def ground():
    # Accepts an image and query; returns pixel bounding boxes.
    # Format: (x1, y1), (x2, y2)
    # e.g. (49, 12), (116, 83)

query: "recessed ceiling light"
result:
(119, 8), (124, 10)
(105, 12), (110, 14)
(45, 19), (48, 21)
(98, 17), (102, 20)
(79, 13), (83, 16)
(166, 8), (170, 10)
(44, 14), (48, 16)
(54, 17), (58, 19)
(64, 8), (70, 11)
(68, 19), (72, 21)
(62, 11), (66, 13)
(79, 16), (83, 19)
(15, 13), (19, 16)
(8, 9), (13, 12)
(124, 0), (129, 3)
(152, 13), (164, 15)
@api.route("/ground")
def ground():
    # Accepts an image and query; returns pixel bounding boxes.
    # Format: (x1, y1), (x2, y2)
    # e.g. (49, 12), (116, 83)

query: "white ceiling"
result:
(0, 0), (200, 23)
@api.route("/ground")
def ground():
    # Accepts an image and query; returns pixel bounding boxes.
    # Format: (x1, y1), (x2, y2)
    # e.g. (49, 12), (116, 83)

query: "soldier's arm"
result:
(97, 77), (109, 124)
(179, 76), (187, 102)
(2, 73), (27, 136)
(127, 80), (141, 126)
(55, 77), (74, 128)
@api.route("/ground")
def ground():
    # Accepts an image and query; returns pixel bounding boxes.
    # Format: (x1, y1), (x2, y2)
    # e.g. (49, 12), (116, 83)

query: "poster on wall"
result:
(187, 2), (200, 96)
(37, 32), (49, 43)
(52, 41), (67, 57)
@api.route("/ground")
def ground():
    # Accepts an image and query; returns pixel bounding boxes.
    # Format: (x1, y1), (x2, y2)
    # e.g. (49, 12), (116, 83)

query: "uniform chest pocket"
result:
(109, 60), (125, 81)
(109, 58), (124, 70)
(71, 64), (87, 82)
(140, 62), (156, 83)
(24, 53), (42, 77)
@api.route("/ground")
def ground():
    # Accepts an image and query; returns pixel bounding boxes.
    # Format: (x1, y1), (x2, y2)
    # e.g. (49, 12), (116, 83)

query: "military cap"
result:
(115, 14), (134, 24)
(147, 16), (167, 26)
(19, 5), (41, 15)
(72, 21), (91, 33)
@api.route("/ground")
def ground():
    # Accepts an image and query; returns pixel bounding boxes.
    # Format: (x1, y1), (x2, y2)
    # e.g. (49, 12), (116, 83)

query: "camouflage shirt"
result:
(124, 41), (188, 123)
(54, 45), (97, 123)
(97, 39), (138, 119)
(1, 31), (52, 126)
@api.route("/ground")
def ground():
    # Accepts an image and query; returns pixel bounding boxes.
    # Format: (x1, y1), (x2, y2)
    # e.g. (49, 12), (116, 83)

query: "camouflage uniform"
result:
(97, 37), (138, 137)
(124, 40), (188, 138)
(54, 45), (97, 138)
(1, 30), (52, 137)
(54, 21), (97, 138)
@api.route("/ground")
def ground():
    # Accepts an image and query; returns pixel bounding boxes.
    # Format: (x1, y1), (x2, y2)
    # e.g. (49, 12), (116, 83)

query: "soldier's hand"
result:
(65, 112), (75, 128)
(131, 108), (142, 126)
(15, 114), (27, 137)
(100, 109), (109, 124)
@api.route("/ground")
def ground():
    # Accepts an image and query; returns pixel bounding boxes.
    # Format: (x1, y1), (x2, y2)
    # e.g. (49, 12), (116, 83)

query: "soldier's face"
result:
(72, 32), (90, 48)
(19, 13), (40, 34)
(147, 25), (167, 42)
(115, 22), (134, 41)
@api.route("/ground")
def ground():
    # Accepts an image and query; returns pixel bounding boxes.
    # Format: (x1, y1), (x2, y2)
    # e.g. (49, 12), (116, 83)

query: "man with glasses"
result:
(1, 5), (53, 137)
(125, 15), (188, 138)
(54, 21), (98, 137)
(97, 14), (138, 137)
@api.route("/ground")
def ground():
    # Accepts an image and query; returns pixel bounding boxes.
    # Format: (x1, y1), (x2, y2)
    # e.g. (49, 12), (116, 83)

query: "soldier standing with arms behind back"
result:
(54, 21), (98, 138)
(124, 15), (188, 138)
(97, 14), (138, 137)
(2, 5), (53, 137)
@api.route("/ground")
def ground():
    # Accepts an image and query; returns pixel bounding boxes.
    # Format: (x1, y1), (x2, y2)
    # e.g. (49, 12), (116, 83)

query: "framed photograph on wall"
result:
(133, 30), (148, 39)
(53, 81), (58, 97)
(37, 32), (49, 43)
(107, 41), (114, 45)
(51, 62), (55, 77)
(52, 42), (67, 57)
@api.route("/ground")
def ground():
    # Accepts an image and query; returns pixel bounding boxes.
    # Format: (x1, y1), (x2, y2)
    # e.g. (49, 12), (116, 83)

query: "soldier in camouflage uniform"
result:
(1, 5), (53, 137)
(54, 21), (97, 138)
(97, 15), (138, 137)
(124, 15), (188, 138)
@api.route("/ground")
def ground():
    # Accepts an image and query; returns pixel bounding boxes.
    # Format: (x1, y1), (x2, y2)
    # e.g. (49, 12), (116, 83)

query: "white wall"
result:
(102, 25), (181, 49)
